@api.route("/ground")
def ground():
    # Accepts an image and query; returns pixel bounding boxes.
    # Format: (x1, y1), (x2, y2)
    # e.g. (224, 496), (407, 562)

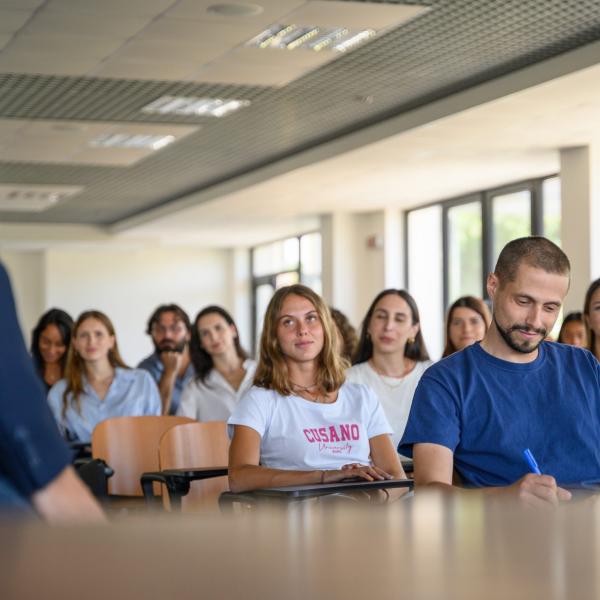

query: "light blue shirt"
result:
(47, 367), (161, 443)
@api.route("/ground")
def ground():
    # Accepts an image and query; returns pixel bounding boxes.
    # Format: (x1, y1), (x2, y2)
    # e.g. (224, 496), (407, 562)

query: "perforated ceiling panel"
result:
(1, 0), (600, 225)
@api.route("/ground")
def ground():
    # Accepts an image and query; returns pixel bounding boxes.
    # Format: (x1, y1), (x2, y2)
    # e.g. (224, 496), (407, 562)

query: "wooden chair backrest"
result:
(159, 421), (230, 512)
(92, 415), (195, 496)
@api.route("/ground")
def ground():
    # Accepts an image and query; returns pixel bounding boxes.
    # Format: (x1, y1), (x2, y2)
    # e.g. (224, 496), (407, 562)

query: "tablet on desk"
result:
(253, 478), (414, 498)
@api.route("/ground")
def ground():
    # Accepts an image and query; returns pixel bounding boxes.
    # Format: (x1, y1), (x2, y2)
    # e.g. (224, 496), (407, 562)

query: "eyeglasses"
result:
(151, 323), (187, 336)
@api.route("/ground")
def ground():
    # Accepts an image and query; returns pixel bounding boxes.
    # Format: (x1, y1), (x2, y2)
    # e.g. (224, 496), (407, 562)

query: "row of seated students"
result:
(27, 236), (600, 508)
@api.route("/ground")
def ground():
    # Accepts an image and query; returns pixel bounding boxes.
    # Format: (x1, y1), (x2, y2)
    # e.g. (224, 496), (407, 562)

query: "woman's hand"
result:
(321, 463), (394, 484)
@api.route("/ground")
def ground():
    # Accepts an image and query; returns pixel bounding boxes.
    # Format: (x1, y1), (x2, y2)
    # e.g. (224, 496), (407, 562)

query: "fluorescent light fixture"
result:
(0, 184), (83, 212)
(246, 24), (376, 52)
(141, 96), (251, 118)
(89, 133), (176, 150)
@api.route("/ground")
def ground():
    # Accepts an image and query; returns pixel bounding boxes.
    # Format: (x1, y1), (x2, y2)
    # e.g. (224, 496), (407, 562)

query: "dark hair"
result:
(146, 304), (191, 335)
(353, 289), (430, 364)
(31, 308), (74, 378)
(330, 307), (358, 363)
(557, 311), (585, 344)
(442, 296), (491, 358)
(495, 236), (570, 285)
(253, 285), (347, 395)
(189, 305), (247, 384)
(584, 278), (600, 358)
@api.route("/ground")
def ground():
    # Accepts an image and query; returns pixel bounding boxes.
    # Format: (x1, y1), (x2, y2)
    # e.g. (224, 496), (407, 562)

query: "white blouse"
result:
(345, 360), (433, 450)
(177, 359), (256, 421)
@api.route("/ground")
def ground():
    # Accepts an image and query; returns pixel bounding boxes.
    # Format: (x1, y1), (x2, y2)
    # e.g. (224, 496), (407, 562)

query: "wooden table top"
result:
(3, 490), (600, 600)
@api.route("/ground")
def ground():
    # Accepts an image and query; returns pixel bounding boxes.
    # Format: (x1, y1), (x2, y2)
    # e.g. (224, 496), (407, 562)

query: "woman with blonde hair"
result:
(228, 284), (404, 493)
(48, 310), (160, 443)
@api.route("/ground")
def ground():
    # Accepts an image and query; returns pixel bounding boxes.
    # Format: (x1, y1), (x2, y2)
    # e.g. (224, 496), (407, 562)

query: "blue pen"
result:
(523, 448), (542, 475)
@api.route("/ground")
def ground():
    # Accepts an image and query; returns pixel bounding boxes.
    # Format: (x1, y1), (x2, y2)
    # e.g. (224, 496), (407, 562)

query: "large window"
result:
(251, 232), (322, 350)
(405, 175), (560, 358)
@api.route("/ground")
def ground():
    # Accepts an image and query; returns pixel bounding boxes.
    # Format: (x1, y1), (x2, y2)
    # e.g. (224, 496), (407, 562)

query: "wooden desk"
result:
(3, 491), (600, 599)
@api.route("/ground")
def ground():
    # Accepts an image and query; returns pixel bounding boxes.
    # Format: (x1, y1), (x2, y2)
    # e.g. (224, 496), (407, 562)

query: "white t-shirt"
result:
(177, 360), (256, 421)
(345, 360), (433, 449)
(227, 382), (393, 471)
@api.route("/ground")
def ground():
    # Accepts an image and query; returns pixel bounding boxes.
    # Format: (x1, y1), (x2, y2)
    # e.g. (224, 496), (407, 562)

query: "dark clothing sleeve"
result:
(0, 263), (71, 500)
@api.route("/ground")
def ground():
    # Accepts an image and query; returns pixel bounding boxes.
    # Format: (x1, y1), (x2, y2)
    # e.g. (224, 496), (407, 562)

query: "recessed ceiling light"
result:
(246, 24), (376, 52)
(141, 96), (251, 118)
(0, 184), (83, 212)
(207, 3), (264, 17)
(89, 133), (176, 150)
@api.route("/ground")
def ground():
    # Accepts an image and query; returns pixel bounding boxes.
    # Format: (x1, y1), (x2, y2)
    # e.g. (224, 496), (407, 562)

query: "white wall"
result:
(31, 245), (233, 365)
(0, 250), (46, 344)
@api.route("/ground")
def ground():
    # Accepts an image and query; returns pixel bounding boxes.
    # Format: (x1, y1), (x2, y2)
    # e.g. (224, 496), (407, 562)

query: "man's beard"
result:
(493, 314), (546, 354)
(155, 339), (187, 354)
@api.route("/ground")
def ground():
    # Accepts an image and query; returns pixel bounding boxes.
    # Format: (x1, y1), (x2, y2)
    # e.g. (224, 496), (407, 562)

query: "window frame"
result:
(404, 174), (558, 311)
(250, 230), (321, 350)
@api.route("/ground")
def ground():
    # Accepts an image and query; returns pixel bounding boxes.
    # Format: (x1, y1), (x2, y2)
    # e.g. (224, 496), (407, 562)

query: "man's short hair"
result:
(494, 236), (570, 284)
(146, 304), (191, 335)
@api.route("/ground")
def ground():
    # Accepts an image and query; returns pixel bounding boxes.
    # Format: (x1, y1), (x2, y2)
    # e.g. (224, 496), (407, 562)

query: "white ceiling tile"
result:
(0, 118), (199, 166)
(194, 59), (306, 86)
(140, 17), (258, 45)
(23, 9), (152, 38)
(114, 39), (229, 65)
(46, 0), (177, 18)
(165, 0), (305, 28)
(0, 0), (44, 8)
(0, 33), (13, 50)
(231, 46), (332, 69)
(9, 33), (126, 57)
(0, 52), (100, 75)
(92, 58), (198, 81)
(286, 1), (428, 30)
(0, 8), (33, 33)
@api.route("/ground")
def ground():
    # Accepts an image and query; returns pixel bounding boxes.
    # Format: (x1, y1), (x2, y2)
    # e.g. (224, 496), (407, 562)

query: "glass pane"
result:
(255, 283), (275, 349)
(275, 271), (299, 288)
(447, 201), (482, 302)
(543, 177), (561, 245)
(408, 205), (443, 359)
(300, 232), (321, 277)
(492, 190), (531, 267)
(253, 237), (299, 277)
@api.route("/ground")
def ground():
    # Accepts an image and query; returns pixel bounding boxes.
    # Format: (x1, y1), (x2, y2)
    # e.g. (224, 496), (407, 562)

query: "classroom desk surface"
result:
(4, 491), (600, 600)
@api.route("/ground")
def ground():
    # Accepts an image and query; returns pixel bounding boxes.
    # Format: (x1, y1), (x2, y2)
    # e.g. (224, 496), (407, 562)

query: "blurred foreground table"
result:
(3, 491), (600, 600)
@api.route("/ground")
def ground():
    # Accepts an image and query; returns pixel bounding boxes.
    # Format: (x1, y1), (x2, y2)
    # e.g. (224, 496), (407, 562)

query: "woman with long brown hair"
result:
(442, 296), (491, 358)
(228, 284), (404, 493)
(47, 310), (160, 442)
(177, 305), (256, 421)
(346, 289), (433, 450)
(584, 279), (600, 361)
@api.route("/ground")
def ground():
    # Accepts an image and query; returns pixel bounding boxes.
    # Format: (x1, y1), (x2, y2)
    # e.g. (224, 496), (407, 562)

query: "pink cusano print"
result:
(303, 424), (360, 443)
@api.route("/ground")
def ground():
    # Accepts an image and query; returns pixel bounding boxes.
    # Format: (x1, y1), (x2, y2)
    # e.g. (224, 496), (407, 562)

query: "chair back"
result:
(92, 415), (194, 496)
(159, 421), (230, 512)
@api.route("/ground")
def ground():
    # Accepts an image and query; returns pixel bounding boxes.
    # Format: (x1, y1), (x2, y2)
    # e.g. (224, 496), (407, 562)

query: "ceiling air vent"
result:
(0, 185), (83, 212)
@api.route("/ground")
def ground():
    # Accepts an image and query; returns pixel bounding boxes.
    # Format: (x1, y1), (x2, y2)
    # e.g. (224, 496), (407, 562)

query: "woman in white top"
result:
(228, 284), (404, 493)
(177, 306), (256, 421)
(346, 289), (433, 450)
(47, 310), (160, 443)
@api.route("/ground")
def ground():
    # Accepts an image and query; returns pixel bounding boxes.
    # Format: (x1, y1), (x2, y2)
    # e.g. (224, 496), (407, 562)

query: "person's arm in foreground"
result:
(32, 466), (105, 523)
(228, 425), (395, 493)
(413, 443), (571, 507)
(0, 263), (105, 523)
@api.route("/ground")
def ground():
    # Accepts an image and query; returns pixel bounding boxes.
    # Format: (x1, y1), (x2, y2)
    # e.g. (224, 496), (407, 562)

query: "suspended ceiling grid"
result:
(1, 0), (600, 225)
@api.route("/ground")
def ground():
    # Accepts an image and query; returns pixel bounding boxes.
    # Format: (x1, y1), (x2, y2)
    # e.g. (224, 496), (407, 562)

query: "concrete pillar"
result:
(559, 145), (600, 312)
(321, 210), (403, 328)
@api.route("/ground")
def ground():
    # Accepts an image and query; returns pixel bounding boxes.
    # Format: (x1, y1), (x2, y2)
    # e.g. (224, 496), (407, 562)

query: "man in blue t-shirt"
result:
(399, 236), (600, 507)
